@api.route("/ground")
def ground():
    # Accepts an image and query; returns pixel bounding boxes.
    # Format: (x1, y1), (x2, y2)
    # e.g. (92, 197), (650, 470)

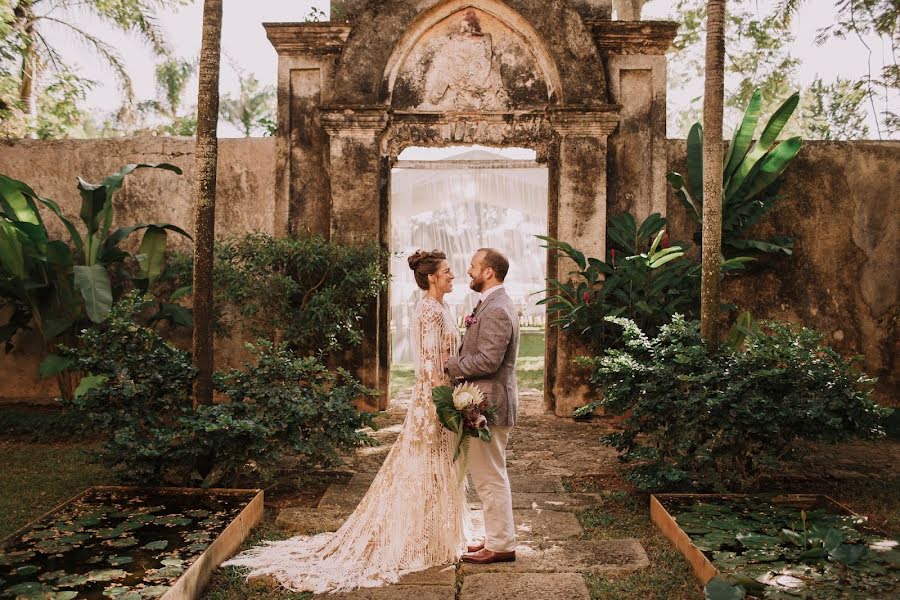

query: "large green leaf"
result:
(0, 174), (43, 226)
(75, 374), (109, 398)
(687, 123), (704, 204)
(39, 354), (75, 378)
(740, 137), (803, 201)
(704, 576), (746, 600)
(74, 264), (113, 323)
(726, 93), (800, 199)
(723, 89), (762, 188)
(37, 196), (84, 256)
(0, 220), (26, 279)
(667, 172), (702, 224)
(135, 226), (168, 284)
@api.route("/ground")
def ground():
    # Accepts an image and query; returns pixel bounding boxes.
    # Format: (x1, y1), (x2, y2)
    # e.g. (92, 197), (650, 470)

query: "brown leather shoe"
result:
(466, 543), (485, 553)
(460, 548), (516, 564)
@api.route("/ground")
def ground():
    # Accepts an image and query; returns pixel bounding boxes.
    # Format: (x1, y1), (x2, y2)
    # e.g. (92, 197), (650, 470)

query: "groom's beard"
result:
(469, 276), (485, 292)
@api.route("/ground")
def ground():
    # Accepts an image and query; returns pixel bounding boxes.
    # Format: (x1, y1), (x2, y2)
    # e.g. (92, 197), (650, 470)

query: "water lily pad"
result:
(146, 565), (183, 581)
(107, 537), (138, 548)
(86, 569), (128, 582)
(4, 581), (48, 597)
(96, 527), (126, 539)
(160, 558), (183, 567)
(142, 540), (168, 551)
(37, 570), (66, 582)
(155, 516), (192, 527)
(186, 509), (210, 518)
(86, 554), (105, 564)
(183, 531), (211, 542)
(33, 539), (73, 554)
(14, 565), (41, 577)
(22, 529), (56, 541)
(185, 542), (209, 552)
(75, 515), (103, 527)
(0, 550), (36, 566)
(56, 574), (89, 586)
(140, 585), (170, 598)
(108, 555), (133, 566)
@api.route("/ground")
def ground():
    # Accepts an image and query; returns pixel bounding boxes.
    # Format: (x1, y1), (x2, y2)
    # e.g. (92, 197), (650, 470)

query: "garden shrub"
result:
(581, 315), (888, 492)
(166, 233), (389, 355)
(60, 293), (376, 487)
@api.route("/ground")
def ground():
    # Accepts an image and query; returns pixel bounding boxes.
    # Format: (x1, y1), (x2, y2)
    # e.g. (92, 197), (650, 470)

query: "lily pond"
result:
(661, 496), (900, 599)
(0, 487), (257, 599)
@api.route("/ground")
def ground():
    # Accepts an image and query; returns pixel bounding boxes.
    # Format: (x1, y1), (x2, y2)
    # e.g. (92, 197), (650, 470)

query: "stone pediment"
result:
(391, 7), (549, 111)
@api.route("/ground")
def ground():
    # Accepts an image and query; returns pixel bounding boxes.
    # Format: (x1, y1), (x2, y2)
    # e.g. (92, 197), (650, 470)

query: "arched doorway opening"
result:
(387, 145), (548, 404)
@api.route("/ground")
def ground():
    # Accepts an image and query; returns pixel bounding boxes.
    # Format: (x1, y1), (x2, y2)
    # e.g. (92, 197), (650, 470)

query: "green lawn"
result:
(389, 329), (545, 400)
(0, 439), (109, 538)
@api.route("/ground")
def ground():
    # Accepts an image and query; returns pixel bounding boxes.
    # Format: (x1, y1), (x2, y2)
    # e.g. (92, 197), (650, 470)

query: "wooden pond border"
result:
(1, 485), (264, 600)
(649, 493), (859, 585)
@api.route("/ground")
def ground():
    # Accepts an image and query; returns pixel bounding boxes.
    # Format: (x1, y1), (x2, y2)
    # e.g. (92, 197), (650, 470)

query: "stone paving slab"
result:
(397, 565), (457, 586)
(318, 484), (370, 510)
(319, 585), (456, 599)
(507, 473), (564, 493)
(513, 508), (583, 541)
(275, 506), (351, 534)
(511, 492), (604, 511)
(459, 573), (590, 600)
(459, 539), (650, 576)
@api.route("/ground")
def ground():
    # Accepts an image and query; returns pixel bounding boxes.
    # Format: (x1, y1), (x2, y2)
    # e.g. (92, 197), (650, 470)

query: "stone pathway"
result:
(277, 389), (649, 599)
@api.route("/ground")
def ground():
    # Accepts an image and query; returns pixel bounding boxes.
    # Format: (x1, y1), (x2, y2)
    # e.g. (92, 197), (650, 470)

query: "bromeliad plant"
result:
(0, 164), (190, 396)
(667, 88), (802, 258)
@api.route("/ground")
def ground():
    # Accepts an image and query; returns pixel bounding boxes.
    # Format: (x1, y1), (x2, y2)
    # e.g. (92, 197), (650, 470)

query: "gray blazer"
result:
(445, 287), (520, 427)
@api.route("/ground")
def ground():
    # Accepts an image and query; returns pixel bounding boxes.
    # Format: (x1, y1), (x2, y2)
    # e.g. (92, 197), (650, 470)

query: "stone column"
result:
(591, 21), (677, 223)
(548, 109), (620, 417)
(322, 108), (391, 409)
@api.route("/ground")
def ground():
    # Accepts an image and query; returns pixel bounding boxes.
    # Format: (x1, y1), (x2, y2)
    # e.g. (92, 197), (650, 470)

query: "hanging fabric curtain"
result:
(390, 149), (548, 364)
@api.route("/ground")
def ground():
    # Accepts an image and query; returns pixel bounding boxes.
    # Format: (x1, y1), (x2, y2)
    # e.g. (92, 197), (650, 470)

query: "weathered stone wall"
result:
(0, 137), (276, 403)
(665, 140), (899, 403)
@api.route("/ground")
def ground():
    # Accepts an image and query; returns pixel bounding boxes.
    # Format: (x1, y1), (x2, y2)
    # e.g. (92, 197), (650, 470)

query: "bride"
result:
(224, 249), (472, 593)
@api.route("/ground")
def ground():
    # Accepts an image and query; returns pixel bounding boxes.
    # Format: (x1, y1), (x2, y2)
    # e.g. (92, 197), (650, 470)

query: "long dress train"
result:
(224, 296), (470, 593)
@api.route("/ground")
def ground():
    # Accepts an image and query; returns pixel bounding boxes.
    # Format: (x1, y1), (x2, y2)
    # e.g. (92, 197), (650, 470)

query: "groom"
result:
(445, 248), (520, 564)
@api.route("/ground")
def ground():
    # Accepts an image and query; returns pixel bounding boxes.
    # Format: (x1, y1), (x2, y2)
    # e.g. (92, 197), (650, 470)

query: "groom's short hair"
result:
(478, 248), (509, 282)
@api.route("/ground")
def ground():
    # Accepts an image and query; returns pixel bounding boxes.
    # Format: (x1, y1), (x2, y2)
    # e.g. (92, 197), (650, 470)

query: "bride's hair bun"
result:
(408, 249), (447, 290)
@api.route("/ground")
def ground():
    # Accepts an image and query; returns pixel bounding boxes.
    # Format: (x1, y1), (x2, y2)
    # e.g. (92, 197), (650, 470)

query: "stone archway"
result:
(265, 1), (676, 416)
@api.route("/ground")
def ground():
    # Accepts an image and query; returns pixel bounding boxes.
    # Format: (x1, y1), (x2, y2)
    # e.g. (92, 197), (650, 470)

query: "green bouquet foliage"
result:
(580, 315), (887, 492)
(432, 384), (496, 460)
(60, 293), (376, 487)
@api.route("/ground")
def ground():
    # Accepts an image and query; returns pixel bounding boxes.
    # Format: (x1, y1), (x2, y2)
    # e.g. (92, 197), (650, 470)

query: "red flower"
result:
(662, 233), (671, 249)
(582, 291), (590, 303)
(610, 248), (616, 266)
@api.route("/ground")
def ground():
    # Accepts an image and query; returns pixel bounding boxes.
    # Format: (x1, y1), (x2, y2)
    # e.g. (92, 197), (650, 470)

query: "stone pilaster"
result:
(265, 23), (351, 237)
(322, 107), (391, 408)
(589, 20), (676, 223)
(548, 108), (620, 418)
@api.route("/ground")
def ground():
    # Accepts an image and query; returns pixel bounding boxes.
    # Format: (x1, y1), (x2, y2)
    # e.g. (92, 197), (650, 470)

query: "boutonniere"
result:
(464, 314), (478, 328)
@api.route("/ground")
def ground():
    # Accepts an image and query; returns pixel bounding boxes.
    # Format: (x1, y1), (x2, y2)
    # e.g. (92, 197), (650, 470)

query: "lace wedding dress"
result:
(224, 296), (470, 593)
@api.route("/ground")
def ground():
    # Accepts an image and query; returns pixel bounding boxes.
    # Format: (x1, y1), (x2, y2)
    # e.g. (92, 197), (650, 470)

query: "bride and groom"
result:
(225, 247), (520, 593)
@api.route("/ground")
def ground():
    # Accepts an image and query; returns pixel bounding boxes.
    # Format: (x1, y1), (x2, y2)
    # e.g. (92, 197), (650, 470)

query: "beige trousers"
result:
(468, 426), (516, 552)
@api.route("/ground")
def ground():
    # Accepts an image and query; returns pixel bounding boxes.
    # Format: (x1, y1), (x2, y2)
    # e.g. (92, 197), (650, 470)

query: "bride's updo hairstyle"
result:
(408, 249), (446, 290)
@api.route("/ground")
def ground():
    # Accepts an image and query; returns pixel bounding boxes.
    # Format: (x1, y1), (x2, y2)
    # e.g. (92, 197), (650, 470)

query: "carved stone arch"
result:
(382, 0), (564, 108)
(331, 0), (608, 106)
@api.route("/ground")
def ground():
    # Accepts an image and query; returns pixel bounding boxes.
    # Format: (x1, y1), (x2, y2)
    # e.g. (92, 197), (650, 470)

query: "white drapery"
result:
(390, 148), (548, 363)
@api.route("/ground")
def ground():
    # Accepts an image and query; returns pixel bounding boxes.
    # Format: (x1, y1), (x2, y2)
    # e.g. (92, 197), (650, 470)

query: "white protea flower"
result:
(452, 382), (484, 410)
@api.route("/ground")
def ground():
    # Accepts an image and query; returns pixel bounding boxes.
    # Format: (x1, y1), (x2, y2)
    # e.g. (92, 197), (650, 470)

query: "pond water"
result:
(0, 488), (256, 599)
(661, 495), (900, 599)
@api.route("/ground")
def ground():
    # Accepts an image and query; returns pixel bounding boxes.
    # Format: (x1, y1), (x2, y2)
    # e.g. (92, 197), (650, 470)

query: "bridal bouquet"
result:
(432, 382), (497, 460)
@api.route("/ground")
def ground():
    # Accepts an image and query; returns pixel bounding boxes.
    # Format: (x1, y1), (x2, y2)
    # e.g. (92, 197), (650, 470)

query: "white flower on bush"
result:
(452, 382), (484, 410)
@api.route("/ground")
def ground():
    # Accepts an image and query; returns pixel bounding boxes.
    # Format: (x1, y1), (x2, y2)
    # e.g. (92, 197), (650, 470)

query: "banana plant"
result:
(667, 89), (802, 258)
(0, 164), (191, 394)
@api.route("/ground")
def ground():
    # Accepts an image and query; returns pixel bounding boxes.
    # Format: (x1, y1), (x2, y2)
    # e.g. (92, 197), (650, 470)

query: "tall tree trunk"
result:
(16, 1), (36, 137)
(700, 0), (726, 351)
(191, 0), (223, 410)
